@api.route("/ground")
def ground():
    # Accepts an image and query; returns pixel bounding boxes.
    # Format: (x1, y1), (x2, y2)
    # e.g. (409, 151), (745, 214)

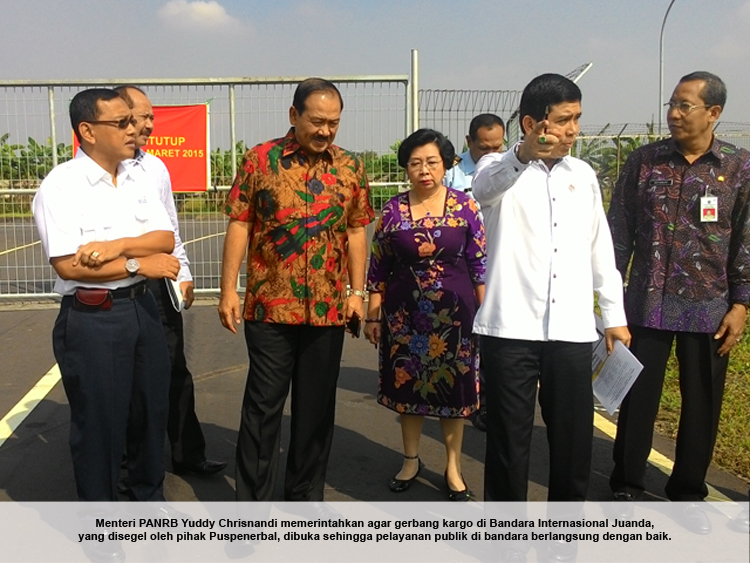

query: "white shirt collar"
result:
(76, 148), (137, 186)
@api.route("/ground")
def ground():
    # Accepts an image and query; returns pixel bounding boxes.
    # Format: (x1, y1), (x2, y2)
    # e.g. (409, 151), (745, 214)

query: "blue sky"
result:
(1, 0), (748, 126)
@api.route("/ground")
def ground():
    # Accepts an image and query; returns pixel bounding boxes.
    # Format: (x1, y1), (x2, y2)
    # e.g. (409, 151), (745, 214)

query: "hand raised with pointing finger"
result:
(517, 120), (560, 164)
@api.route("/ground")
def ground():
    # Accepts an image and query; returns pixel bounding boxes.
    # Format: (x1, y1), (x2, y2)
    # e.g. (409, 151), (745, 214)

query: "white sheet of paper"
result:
(165, 278), (184, 312)
(592, 339), (643, 415)
(591, 314), (608, 374)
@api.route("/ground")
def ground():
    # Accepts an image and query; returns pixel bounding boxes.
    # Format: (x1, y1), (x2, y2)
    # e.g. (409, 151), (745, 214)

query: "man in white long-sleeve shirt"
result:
(115, 86), (227, 480)
(472, 73), (630, 502)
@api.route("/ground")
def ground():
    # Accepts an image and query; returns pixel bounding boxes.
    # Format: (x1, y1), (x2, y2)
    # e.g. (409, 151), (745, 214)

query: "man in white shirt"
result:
(472, 74), (630, 502)
(115, 85), (227, 479)
(444, 113), (505, 194)
(32, 88), (179, 502)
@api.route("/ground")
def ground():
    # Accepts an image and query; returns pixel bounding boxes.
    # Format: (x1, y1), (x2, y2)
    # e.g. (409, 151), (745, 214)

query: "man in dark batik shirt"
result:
(608, 71), (749, 532)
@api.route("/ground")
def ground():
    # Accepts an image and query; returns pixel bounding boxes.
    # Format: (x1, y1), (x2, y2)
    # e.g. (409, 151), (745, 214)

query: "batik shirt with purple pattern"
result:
(608, 137), (750, 333)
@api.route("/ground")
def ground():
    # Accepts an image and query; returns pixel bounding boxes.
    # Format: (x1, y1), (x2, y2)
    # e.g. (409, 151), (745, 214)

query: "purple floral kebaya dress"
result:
(366, 189), (486, 418)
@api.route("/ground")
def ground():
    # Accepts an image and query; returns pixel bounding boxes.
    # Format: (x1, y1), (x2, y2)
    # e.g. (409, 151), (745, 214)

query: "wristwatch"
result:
(348, 288), (367, 299)
(125, 258), (140, 277)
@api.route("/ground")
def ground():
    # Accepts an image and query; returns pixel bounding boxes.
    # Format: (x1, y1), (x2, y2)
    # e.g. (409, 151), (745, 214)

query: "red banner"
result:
(73, 104), (210, 192)
(142, 104), (209, 192)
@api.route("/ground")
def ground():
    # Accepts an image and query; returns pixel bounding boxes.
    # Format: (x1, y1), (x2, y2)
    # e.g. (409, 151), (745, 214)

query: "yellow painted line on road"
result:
(0, 364), (61, 449)
(0, 240), (40, 257)
(594, 412), (732, 503)
(183, 233), (223, 246)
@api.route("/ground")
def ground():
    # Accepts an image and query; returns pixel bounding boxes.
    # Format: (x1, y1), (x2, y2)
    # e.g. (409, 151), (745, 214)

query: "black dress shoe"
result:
(288, 502), (344, 520)
(389, 458), (424, 492)
(470, 408), (487, 432)
(116, 479), (129, 495)
(502, 548), (527, 563)
(309, 502), (343, 520)
(173, 459), (227, 476)
(678, 503), (711, 534)
(224, 538), (254, 560)
(81, 540), (125, 563)
(541, 538), (578, 563)
(608, 491), (635, 519)
(730, 506), (749, 533)
(445, 472), (472, 501)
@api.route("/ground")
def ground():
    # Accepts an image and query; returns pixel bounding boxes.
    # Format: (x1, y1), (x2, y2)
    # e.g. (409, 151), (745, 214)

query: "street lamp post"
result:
(659, 0), (677, 135)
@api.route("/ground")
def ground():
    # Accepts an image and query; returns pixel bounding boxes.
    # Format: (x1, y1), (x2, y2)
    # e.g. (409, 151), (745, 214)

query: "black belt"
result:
(110, 280), (148, 299)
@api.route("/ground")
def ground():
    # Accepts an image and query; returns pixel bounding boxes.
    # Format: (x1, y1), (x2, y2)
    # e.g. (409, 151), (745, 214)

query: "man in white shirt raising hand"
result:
(472, 73), (630, 504)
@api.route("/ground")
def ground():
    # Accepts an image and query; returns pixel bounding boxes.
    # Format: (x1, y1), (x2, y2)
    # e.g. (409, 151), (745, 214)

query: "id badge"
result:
(700, 196), (718, 222)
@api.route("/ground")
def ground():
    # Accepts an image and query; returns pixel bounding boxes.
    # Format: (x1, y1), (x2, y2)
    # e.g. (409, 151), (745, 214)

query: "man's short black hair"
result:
(397, 128), (455, 170)
(113, 85), (147, 108)
(679, 71), (727, 109)
(519, 74), (581, 135)
(292, 78), (343, 114)
(70, 88), (121, 143)
(468, 113), (505, 140)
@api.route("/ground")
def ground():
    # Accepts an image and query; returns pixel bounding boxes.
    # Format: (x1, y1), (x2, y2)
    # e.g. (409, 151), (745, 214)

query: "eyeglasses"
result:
(84, 117), (137, 129)
(663, 101), (711, 116)
(407, 159), (443, 170)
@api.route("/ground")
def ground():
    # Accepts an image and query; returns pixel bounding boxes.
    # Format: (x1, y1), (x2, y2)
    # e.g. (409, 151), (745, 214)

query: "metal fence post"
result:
(47, 87), (57, 168)
(410, 49), (419, 134)
(616, 124), (627, 182)
(229, 84), (237, 182)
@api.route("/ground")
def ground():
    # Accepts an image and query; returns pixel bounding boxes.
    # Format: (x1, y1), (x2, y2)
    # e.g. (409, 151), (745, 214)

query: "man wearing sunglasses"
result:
(114, 85), (227, 486)
(32, 88), (179, 505)
(608, 72), (750, 532)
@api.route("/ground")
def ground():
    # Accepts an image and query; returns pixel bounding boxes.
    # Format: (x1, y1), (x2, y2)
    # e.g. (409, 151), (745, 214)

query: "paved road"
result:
(0, 299), (747, 503)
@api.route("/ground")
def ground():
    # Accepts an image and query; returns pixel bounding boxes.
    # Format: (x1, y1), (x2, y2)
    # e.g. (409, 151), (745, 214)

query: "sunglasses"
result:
(84, 117), (137, 129)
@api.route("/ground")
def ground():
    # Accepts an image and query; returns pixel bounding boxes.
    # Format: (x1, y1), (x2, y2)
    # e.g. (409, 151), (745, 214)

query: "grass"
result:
(655, 331), (750, 483)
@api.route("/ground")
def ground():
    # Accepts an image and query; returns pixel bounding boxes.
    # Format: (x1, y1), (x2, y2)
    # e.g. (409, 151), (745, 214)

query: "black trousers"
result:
(610, 326), (728, 501)
(236, 322), (345, 502)
(482, 337), (593, 502)
(53, 289), (170, 502)
(148, 279), (206, 466)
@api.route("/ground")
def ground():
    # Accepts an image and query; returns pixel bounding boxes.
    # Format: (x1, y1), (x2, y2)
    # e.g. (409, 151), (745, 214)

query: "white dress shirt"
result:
(472, 143), (626, 343)
(33, 151), (173, 295)
(128, 150), (192, 284)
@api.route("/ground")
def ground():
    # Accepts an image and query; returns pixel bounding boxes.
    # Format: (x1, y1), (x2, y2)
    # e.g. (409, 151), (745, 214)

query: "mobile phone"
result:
(346, 313), (361, 338)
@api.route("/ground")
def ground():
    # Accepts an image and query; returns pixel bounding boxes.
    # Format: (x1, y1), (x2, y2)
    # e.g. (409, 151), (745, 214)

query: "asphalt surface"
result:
(0, 298), (747, 504)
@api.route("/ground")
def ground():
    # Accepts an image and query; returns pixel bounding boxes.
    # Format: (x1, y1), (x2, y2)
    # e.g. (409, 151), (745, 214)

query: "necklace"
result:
(412, 187), (444, 217)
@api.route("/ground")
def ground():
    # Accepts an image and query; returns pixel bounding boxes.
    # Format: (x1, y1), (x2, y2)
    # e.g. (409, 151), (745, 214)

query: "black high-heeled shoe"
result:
(389, 455), (424, 492)
(444, 472), (472, 501)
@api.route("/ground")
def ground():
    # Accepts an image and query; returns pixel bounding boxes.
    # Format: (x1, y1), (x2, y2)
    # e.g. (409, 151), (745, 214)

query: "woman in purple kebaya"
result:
(364, 129), (486, 501)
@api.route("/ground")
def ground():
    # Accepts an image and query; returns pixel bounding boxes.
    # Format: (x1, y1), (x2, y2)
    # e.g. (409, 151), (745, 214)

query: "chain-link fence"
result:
(419, 89), (522, 152)
(0, 77), (409, 297)
(572, 122), (750, 202)
(2, 78), (750, 299)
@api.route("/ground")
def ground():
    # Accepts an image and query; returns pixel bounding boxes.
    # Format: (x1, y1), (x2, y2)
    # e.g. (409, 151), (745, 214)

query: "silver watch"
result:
(348, 288), (367, 299)
(125, 258), (140, 277)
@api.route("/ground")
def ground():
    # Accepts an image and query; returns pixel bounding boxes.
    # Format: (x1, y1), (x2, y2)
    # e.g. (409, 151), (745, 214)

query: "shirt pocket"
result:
(79, 217), (113, 244)
(134, 196), (154, 235)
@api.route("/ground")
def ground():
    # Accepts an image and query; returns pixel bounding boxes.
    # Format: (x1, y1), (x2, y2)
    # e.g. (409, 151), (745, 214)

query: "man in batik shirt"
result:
(219, 78), (374, 503)
(608, 71), (749, 533)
